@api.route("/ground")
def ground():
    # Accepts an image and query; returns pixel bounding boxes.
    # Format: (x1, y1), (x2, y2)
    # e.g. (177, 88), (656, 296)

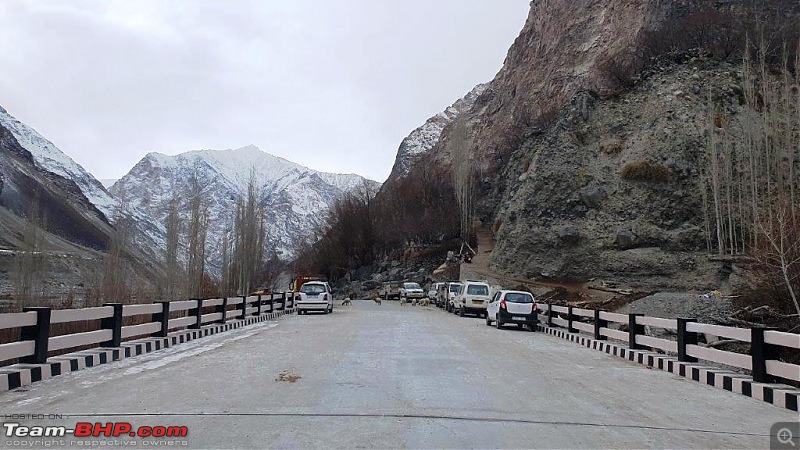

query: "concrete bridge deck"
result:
(1, 301), (796, 449)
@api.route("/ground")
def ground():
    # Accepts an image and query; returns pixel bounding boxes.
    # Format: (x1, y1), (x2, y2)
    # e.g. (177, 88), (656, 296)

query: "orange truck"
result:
(290, 275), (324, 292)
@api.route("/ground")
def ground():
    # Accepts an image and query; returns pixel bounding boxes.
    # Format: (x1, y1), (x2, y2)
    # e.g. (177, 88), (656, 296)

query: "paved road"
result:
(1, 301), (796, 449)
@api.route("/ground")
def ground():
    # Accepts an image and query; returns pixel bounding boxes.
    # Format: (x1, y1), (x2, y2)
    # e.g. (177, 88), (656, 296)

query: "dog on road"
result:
(341, 298), (352, 306)
(373, 297), (382, 305)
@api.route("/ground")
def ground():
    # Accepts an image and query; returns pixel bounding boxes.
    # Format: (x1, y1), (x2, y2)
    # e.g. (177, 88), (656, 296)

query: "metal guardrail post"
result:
(628, 313), (644, 350)
(594, 309), (607, 340)
(751, 327), (778, 383)
(153, 301), (171, 337)
(267, 295), (274, 313)
(101, 303), (123, 347)
(190, 299), (203, 329)
(20, 307), (51, 364)
(547, 302), (553, 327)
(677, 317), (698, 362)
(567, 306), (577, 333)
(280, 293), (286, 311)
(217, 298), (228, 323)
(256, 295), (263, 316)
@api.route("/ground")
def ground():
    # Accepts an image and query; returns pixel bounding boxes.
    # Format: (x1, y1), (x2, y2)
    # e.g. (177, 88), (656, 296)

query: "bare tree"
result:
(232, 170), (265, 295)
(13, 198), (48, 308)
(185, 174), (210, 298)
(218, 220), (234, 297)
(452, 120), (476, 240)
(101, 203), (131, 306)
(163, 195), (183, 300)
(755, 201), (800, 318)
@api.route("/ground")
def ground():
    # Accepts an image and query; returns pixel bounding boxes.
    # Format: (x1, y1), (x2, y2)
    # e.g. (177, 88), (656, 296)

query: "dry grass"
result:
(620, 160), (672, 182)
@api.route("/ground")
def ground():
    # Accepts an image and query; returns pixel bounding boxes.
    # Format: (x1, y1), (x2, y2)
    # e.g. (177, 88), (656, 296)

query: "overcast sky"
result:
(0, 1), (529, 183)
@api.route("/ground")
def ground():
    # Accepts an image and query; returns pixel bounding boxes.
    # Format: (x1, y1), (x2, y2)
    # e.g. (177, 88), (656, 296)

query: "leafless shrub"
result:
(620, 161), (672, 183)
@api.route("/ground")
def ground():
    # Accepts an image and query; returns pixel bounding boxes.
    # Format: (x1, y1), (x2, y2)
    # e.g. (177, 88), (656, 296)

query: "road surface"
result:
(1, 301), (796, 449)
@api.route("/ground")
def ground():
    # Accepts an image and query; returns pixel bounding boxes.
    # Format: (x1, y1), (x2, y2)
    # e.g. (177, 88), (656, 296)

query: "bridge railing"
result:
(541, 303), (800, 385)
(0, 293), (298, 367)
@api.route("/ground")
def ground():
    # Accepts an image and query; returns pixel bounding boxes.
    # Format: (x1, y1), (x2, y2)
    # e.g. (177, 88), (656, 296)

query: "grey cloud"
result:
(0, 0), (529, 182)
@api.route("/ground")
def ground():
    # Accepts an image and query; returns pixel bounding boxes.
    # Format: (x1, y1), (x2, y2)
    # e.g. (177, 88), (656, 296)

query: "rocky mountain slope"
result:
(385, 83), (487, 182)
(0, 105), (163, 302)
(111, 146), (380, 271)
(390, 0), (799, 293)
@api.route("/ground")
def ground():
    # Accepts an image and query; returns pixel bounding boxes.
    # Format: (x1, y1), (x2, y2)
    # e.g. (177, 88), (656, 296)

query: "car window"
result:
(300, 284), (326, 294)
(504, 292), (534, 303)
(404, 283), (421, 289)
(466, 285), (489, 295)
(449, 284), (461, 293)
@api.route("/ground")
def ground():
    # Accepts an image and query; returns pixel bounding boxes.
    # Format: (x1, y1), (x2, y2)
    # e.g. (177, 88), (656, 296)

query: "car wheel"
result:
(518, 323), (524, 329)
(528, 323), (536, 332)
(496, 316), (503, 329)
(459, 307), (465, 317)
(485, 315), (491, 326)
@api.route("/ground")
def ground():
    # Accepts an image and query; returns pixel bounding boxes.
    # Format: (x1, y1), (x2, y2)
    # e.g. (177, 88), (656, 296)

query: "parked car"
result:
(486, 290), (538, 331)
(379, 281), (402, 300)
(400, 282), (426, 304)
(454, 280), (491, 318)
(427, 283), (441, 302)
(296, 281), (334, 315)
(445, 282), (463, 312)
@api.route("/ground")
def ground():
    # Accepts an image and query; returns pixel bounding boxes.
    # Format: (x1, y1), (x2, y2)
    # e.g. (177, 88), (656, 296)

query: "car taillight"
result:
(532, 303), (537, 313)
(500, 299), (507, 309)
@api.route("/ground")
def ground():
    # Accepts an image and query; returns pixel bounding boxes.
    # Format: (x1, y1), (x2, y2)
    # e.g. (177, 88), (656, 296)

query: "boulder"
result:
(581, 187), (608, 209)
(557, 226), (581, 246)
(615, 229), (638, 249)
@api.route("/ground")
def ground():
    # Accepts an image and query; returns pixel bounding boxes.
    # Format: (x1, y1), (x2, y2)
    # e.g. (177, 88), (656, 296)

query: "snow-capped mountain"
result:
(110, 145), (380, 270)
(0, 104), (165, 289)
(0, 106), (167, 264)
(0, 105), (116, 219)
(387, 83), (487, 180)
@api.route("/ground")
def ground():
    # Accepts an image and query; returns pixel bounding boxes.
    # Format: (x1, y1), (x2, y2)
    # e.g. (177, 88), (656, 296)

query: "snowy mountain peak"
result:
(113, 146), (380, 265)
(388, 83), (488, 179)
(0, 105), (116, 220)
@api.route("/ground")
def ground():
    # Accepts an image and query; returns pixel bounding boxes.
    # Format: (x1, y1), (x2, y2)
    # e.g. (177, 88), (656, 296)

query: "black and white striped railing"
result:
(0, 293), (298, 372)
(541, 303), (800, 410)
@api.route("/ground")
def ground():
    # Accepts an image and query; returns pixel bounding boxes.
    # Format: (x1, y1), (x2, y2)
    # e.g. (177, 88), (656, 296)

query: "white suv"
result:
(399, 282), (425, 304)
(296, 281), (334, 314)
(454, 280), (491, 318)
(486, 290), (538, 331)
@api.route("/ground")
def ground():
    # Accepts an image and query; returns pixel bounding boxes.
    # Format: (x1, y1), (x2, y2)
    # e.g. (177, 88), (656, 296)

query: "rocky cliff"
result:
(394, 0), (799, 292)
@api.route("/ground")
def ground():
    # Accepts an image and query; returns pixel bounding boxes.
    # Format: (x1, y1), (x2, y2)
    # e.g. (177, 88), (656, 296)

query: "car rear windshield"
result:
(504, 292), (533, 303)
(466, 285), (489, 295)
(449, 284), (462, 292)
(300, 284), (326, 294)
(404, 283), (421, 289)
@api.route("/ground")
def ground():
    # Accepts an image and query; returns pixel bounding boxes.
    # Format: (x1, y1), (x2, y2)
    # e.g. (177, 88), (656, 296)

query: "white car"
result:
(454, 280), (491, 318)
(400, 282), (425, 304)
(486, 290), (539, 331)
(445, 282), (463, 312)
(296, 281), (334, 314)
